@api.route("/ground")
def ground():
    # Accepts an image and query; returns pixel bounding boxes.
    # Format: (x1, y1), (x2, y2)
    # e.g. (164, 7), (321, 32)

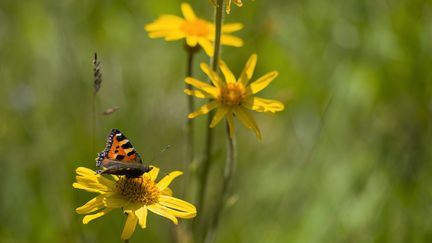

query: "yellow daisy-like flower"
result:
(73, 167), (196, 240)
(144, 2), (243, 56)
(184, 54), (285, 139)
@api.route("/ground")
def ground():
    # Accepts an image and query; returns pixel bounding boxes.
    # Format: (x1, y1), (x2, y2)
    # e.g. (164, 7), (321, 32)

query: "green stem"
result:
(194, 0), (224, 241)
(210, 0), (223, 70)
(92, 52), (101, 157)
(92, 93), (96, 156)
(186, 49), (195, 163)
(205, 121), (236, 243)
(174, 45), (197, 243)
(183, 45), (197, 192)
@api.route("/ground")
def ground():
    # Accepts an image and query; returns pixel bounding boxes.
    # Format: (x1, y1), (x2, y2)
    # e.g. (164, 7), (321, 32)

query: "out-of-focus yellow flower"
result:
(144, 2), (243, 56)
(184, 54), (284, 139)
(73, 167), (196, 240)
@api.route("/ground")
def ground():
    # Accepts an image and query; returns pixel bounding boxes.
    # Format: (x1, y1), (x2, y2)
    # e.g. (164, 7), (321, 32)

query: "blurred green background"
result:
(1, 0), (432, 242)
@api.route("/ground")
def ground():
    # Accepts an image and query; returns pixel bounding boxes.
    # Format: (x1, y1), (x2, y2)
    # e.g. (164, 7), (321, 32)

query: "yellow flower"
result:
(73, 167), (196, 240)
(144, 2), (243, 56)
(184, 54), (285, 139)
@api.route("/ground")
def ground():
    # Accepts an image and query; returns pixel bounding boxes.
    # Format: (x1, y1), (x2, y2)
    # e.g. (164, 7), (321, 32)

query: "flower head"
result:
(73, 167), (196, 240)
(144, 2), (243, 56)
(184, 54), (285, 139)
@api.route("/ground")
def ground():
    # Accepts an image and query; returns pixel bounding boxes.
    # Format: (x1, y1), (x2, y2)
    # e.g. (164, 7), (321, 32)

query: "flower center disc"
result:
(116, 177), (160, 205)
(181, 19), (210, 36)
(220, 83), (245, 106)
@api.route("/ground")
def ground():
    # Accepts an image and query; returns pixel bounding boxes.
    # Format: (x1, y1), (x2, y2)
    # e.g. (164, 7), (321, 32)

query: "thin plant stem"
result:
(210, 0), (223, 71)
(204, 121), (236, 243)
(183, 45), (197, 193)
(92, 92), (96, 155)
(186, 50), (195, 167)
(92, 52), (102, 156)
(194, 0), (224, 240)
(174, 45), (198, 243)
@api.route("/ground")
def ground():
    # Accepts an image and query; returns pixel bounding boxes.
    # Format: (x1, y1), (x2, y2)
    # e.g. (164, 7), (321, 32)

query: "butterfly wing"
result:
(97, 160), (152, 177)
(95, 129), (151, 177)
(96, 128), (142, 167)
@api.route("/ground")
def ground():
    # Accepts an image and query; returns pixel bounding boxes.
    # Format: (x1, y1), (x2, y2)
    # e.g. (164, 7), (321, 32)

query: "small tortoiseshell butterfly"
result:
(96, 129), (152, 177)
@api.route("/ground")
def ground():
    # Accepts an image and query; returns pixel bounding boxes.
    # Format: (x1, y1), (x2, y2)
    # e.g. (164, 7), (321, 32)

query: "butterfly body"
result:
(96, 129), (152, 177)
(97, 160), (151, 177)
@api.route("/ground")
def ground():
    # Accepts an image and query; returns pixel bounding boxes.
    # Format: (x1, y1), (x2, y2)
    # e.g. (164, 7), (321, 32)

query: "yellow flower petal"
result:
(200, 63), (223, 88)
(82, 208), (113, 224)
(146, 20), (186, 40)
(121, 213), (138, 240)
(184, 89), (213, 99)
(197, 38), (214, 56)
(210, 107), (229, 127)
(159, 195), (197, 213)
(104, 194), (128, 208)
(162, 187), (173, 196)
(222, 23), (243, 33)
(165, 32), (187, 41)
(75, 168), (102, 182)
(72, 182), (103, 194)
(135, 206), (148, 229)
(233, 107), (262, 139)
(239, 54), (257, 85)
(148, 204), (178, 224)
(80, 177), (112, 191)
(218, 60), (236, 84)
(148, 166), (159, 181)
(186, 36), (198, 46)
(246, 71), (278, 95)
(220, 35), (243, 47)
(73, 178), (113, 194)
(147, 30), (179, 39)
(157, 171), (183, 191)
(144, 15), (184, 32)
(184, 77), (219, 97)
(157, 205), (196, 219)
(76, 167), (96, 176)
(75, 167), (116, 190)
(76, 194), (105, 214)
(181, 3), (197, 21)
(243, 96), (285, 113)
(188, 101), (219, 119)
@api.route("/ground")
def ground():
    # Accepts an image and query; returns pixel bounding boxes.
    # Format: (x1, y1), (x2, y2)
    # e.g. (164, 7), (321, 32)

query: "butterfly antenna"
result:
(147, 145), (172, 177)
(150, 145), (171, 164)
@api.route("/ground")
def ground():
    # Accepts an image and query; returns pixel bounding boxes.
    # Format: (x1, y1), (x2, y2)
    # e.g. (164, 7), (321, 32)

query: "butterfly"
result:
(96, 129), (152, 177)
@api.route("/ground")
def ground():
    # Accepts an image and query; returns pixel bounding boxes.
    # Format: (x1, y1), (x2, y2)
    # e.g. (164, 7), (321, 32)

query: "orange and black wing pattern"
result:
(96, 128), (142, 167)
(95, 129), (151, 177)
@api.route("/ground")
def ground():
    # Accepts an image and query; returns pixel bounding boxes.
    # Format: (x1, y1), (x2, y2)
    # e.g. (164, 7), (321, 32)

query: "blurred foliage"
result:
(1, 0), (432, 242)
